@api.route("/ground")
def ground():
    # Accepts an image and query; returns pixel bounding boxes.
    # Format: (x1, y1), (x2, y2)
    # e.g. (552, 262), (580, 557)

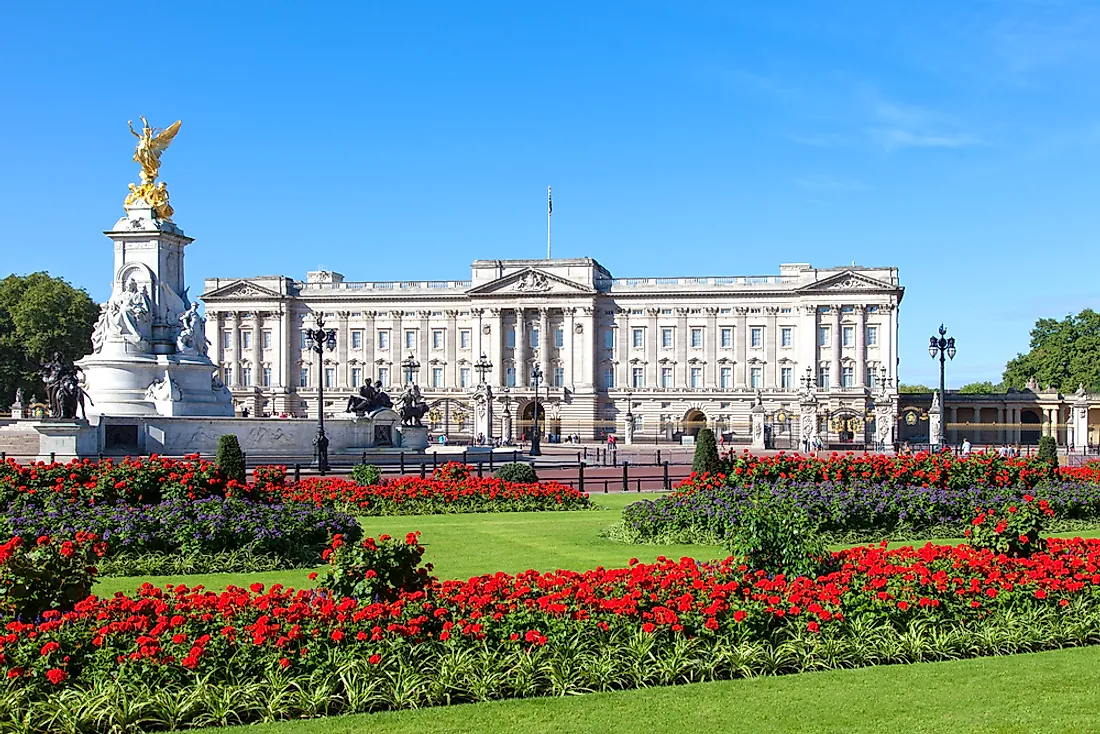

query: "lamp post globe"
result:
(401, 352), (420, 386)
(929, 324), (957, 451)
(529, 364), (543, 457)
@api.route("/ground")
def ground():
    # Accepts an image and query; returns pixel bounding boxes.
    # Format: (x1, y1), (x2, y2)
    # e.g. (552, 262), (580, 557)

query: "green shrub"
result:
(215, 434), (245, 484)
(966, 493), (1054, 557)
(494, 462), (538, 483)
(692, 427), (721, 475)
(0, 533), (106, 620)
(724, 495), (831, 579)
(318, 532), (433, 602)
(351, 463), (382, 486)
(1038, 435), (1058, 469)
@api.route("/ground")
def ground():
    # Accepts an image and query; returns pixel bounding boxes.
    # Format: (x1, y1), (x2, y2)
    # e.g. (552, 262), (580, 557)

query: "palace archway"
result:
(684, 409), (707, 437)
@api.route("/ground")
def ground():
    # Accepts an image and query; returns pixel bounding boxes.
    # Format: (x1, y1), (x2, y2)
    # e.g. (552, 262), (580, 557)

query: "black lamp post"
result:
(474, 353), (492, 385)
(401, 352), (420, 386)
(530, 364), (543, 456)
(305, 313), (337, 475)
(802, 365), (815, 392)
(928, 324), (957, 449)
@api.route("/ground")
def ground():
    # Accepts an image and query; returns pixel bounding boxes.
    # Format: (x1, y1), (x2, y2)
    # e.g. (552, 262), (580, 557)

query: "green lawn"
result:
(203, 645), (1100, 734)
(94, 494), (723, 596)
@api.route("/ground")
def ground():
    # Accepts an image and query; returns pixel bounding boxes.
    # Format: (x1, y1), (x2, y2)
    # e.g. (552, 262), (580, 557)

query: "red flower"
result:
(46, 668), (67, 685)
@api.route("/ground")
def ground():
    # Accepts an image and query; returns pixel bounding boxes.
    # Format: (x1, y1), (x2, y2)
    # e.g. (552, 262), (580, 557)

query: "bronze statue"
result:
(398, 382), (429, 426)
(36, 353), (89, 419)
(345, 379), (393, 415)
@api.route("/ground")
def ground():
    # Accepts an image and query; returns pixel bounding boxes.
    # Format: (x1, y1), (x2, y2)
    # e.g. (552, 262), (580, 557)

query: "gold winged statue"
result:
(123, 116), (182, 220)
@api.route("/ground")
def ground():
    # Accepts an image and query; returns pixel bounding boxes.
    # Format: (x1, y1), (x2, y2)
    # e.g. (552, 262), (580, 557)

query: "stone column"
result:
(950, 406), (958, 444)
(675, 308), (689, 387)
(336, 312), (349, 388)
(252, 312), (264, 388)
(616, 309), (630, 389)
(830, 305), (842, 390)
(581, 306), (597, 389)
(227, 312), (241, 387)
(489, 308), (504, 387)
(705, 307), (719, 387)
(283, 307), (296, 391)
(363, 312), (376, 384)
(765, 306), (778, 387)
(471, 308), (485, 364)
(973, 406), (981, 445)
(734, 307), (748, 388)
(854, 305), (866, 390)
(213, 311), (225, 375)
(417, 310), (431, 387)
(647, 308), (660, 387)
(539, 307), (551, 386)
(564, 307), (576, 387)
(885, 304), (897, 387)
(446, 310), (459, 388)
(515, 308), (527, 387)
(996, 406), (1005, 444)
(801, 304), (818, 388)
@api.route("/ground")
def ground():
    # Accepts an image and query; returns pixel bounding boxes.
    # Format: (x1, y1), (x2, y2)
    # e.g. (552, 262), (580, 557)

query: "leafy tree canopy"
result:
(0, 272), (99, 405)
(898, 383), (932, 394)
(958, 381), (1002, 394)
(1002, 309), (1100, 394)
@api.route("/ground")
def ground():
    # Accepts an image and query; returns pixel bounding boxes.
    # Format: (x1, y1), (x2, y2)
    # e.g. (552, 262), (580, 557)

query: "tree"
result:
(959, 381), (1002, 394)
(0, 273), (99, 406)
(898, 383), (932, 394)
(1002, 309), (1100, 394)
(692, 427), (721, 475)
(215, 434), (246, 483)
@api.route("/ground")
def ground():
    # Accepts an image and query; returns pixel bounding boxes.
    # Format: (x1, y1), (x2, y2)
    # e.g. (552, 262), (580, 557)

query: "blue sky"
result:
(2, 1), (1098, 387)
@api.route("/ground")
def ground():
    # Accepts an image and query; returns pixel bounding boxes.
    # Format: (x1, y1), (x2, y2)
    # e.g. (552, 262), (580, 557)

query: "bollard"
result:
(584, 446), (588, 460)
(433, 453), (438, 471)
(513, 450), (518, 463)
(294, 463), (301, 482)
(98, 452), (104, 462)
(477, 462), (484, 478)
(489, 451), (495, 472)
(579, 461), (586, 493)
(400, 452), (405, 475)
(463, 450), (468, 465)
(656, 449), (661, 465)
(663, 461), (670, 491)
(622, 460), (629, 492)
(362, 451), (367, 464)
(577, 451), (581, 463)
(420, 462), (426, 479)
(50, 452), (55, 463)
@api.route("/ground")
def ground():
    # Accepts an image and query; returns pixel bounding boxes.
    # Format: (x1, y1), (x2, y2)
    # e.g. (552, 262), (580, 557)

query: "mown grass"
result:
(203, 645), (1100, 734)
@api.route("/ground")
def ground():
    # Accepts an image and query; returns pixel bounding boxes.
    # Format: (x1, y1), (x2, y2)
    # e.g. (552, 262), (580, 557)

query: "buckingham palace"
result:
(201, 258), (903, 444)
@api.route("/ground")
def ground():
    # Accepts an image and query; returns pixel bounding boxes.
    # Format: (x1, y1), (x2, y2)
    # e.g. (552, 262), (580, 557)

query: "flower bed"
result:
(0, 496), (360, 577)
(274, 473), (594, 515)
(614, 478), (1100, 545)
(715, 450), (1099, 490)
(2, 537), (1099, 729)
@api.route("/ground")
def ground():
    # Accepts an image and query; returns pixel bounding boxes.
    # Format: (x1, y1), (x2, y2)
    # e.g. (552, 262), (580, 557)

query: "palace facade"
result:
(201, 258), (904, 443)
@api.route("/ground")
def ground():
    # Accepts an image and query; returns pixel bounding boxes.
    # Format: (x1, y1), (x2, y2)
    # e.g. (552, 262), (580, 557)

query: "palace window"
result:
(262, 367), (272, 387)
(224, 366), (234, 386)
(300, 332), (309, 350)
(720, 367), (732, 389)
(867, 326), (879, 346)
(432, 368), (443, 387)
(632, 328), (644, 348)
(662, 328), (673, 348)
(690, 367), (702, 388)
(661, 368), (673, 388)
(459, 367), (471, 388)
(818, 327), (830, 347)
(222, 331), (232, 349)
(262, 330), (272, 349)
(460, 330), (471, 349)
(553, 366), (564, 387)
(604, 367), (615, 389)
(780, 327), (792, 348)
(818, 365), (830, 388)
(720, 328), (732, 348)
(241, 332), (252, 350)
(531, 327), (540, 348)
(661, 308), (673, 315)
(555, 327), (564, 348)
(298, 368), (308, 387)
(842, 365), (855, 388)
(351, 330), (363, 349)
(750, 366), (762, 388)
(842, 326), (854, 347)
(351, 368), (362, 387)
(505, 366), (516, 387)
(604, 329), (615, 352)
(378, 367), (389, 386)
(324, 368), (334, 389)
(432, 330), (444, 350)
(377, 330), (390, 349)
(750, 327), (763, 349)
(506, 327), (516, 348)
(632, 367), (644, 388)
(405, 330), (416, 349)
(781, 367), (793, 390)
(241, 367), (252, 387)
(690, 328), (703, 348)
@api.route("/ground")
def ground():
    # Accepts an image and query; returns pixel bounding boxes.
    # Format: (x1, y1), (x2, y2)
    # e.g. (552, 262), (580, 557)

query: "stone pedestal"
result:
(397, 425), (429, 452)
(79, 198), (232, 418)
(751, 409), (766, 450)
(1071, 388), (1090, 451)
(472, 383), (494, 444)
(30, 421), (98, 462)
(501, 402), (513, 444)
(929, 390), (942, 448)
(799, 395), (819, 454)
(624, 413), (635, 445)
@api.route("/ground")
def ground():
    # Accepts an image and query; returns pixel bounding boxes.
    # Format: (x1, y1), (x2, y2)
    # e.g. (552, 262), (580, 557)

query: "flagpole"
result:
(547, 185), (552, 259)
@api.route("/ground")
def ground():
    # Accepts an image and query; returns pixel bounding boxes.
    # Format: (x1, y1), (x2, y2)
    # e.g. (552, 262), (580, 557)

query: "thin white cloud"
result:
(867, 127), (984, 150)
(785, 131), (848, 147)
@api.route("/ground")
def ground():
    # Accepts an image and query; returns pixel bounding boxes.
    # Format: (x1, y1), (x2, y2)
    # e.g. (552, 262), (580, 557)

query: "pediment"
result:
(466, 268), (597, 296)
(203, 280), (283, 300)
(801, 271), (895, 293)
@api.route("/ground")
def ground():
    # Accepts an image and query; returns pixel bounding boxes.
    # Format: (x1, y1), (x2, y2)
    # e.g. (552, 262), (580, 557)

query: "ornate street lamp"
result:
(474, 353), (493, 385)
(928, 324), (957, 449)
(401, 352), (420, 386)
(305, 313), (337, 475)
(530, 364), (543, 456)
